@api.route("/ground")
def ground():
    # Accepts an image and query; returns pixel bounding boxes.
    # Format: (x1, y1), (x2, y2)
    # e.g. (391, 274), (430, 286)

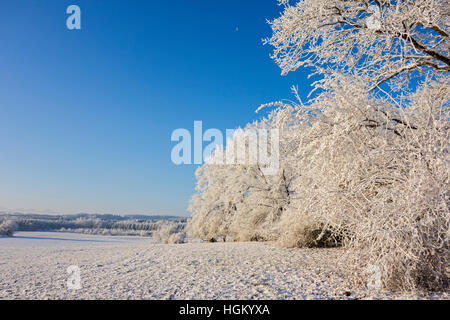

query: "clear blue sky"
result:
(0, 0), (312, 216)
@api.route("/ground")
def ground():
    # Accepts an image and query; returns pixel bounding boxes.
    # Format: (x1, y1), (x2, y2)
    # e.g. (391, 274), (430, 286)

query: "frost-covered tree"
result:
(267, 77), (449, 291)
(187, 119), (293, 242)
(187, 0), (449, 292)
(187, 161), (245, 241)
(265, 0), (449, 91)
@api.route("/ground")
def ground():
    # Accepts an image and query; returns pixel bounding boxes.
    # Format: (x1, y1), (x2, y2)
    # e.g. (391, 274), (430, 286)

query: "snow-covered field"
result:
(0, 232), (447, 300)
(0, 231), (153, 247)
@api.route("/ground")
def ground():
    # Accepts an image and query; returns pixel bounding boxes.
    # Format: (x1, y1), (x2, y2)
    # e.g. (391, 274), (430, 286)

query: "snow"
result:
(0, 231), (151, 247)
(0, 232), (447, 300)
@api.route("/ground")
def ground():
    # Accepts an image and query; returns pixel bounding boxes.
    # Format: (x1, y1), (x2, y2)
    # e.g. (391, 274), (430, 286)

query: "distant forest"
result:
(0, 212), (187, 237)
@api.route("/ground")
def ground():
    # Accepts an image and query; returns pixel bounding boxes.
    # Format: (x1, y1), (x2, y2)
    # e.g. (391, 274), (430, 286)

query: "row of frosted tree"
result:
(187, 0), (449, 292)
(0, 214), (186, 237)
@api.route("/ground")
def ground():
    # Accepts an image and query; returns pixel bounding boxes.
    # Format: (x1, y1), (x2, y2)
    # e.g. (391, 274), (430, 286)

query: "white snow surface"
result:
(0, 232), (447, 300)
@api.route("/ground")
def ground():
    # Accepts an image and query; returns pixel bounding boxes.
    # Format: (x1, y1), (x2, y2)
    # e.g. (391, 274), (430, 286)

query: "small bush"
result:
(167, 232), (187, 244)
(153, 222), (186, 244)
(0, 220), (18, 237)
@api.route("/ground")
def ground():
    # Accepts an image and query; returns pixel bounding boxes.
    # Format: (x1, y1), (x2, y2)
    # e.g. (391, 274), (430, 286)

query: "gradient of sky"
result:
(0, 0), (313, 216)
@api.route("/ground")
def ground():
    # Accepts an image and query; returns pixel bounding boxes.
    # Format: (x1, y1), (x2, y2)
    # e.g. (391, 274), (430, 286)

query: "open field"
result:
(0, 232), (447, 300)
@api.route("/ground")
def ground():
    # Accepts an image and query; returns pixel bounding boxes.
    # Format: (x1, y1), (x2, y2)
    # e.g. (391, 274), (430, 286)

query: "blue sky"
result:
(0, 0), (313, 216)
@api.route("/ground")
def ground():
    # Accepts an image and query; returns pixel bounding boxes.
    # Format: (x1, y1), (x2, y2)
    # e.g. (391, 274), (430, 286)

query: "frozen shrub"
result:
(0, 220), (18, 237)
(167, 232), (187, 244)
(153, 222), (186, 244)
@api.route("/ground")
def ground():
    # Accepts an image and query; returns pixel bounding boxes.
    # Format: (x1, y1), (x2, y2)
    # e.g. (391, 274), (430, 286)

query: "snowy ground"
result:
(0, 232), (447, 300)
(0, 231), (152, 247)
